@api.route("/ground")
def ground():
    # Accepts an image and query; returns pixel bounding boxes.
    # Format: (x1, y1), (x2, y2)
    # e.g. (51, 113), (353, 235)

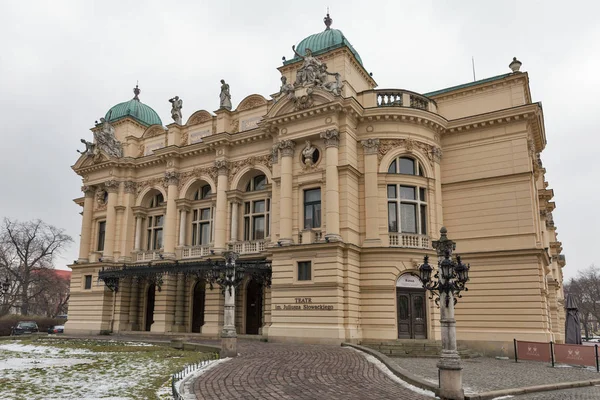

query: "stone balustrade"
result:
(388, 233), (430, 249)
(181, 245), (212, 259)
(135, 250), (162, 262)
(229, 240), (267, 255)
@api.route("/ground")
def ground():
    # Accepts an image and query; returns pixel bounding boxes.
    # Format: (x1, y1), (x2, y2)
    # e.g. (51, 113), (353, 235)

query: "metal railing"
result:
(181, 245), (212, 259)
(389, 233), (430, 249)
(229, 240), (267, 254)
(172, 352), (220, 400)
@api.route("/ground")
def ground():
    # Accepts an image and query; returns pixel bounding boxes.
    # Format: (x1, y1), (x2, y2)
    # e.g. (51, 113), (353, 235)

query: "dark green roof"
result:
(106, 98), (162, 127)
(424, 73), (513, 97)
(285, 28), (363, 66)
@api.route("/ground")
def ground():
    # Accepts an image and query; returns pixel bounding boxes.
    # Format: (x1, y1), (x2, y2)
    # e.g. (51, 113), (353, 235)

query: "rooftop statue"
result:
(219, 80), (232, 111)
(77, 139), (96, 156)
(169, 96), (183, 124)
(93, 113), (123, 158)
(277, 75), (295, 102)
(291, 46), (343, 96)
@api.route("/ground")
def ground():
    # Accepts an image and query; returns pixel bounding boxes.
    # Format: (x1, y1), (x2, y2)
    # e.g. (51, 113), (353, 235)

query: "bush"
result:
(0, 315), (67, 336)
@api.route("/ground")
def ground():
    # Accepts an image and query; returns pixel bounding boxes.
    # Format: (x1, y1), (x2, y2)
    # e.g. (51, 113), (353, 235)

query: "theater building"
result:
(67, 15), (566, 353)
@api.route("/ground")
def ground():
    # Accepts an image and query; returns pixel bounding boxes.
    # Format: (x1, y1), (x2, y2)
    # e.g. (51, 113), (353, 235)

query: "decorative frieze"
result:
(136, 177), (167, 196)
(431, 147), (443, 163)
(177, 166), (219, 192)
(377, 138), (440, 165)
(123, 181), (137, 194)
(227, 154), (273, 183)
(361, 138), (380, 155)
(320, 129), (340, 148)
(278, 140), (296, 157)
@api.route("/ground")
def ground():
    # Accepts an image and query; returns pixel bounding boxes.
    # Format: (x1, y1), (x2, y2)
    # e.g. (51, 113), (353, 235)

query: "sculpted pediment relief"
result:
(266, 87), (336, 118)
(186, 110), (213, 126)
(142, 124), (167, 139)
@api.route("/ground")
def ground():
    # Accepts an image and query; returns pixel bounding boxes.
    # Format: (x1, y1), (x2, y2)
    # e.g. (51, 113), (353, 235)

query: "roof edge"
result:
(424, 72), (515, 97)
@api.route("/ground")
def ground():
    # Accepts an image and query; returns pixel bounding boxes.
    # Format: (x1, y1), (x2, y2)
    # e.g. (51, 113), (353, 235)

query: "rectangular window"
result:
(304, 188), (321, 229)
(298, 261), (312, 281)
(387, 185), (397, 199)
(84, 275), (92, 290)
(387, 184), (427, 235)
(243, 199), (270, 241)
(400, 186), (416, 200)
(419, 188), (426, 202)
(401, 203), (417, 233)
(97, 221), (106, 251)
(192, 207), (212, 246)
(147, 215), (164, 250)
(420, 204), (427, 235)
(388, 202), (398, 232)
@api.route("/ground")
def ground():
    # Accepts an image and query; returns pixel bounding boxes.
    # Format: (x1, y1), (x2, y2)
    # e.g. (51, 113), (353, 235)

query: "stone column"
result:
(178, 207), (189, 247)
(78, 185), (95, 262)
(361, 139), (382, 246)
(128, 278), (139, 331)
(221, 253), (238, 358)
(438, 289), (464, 400)
(163, 171), (180, 259)
(277, 140), (295, 244)
(214, 160), (230, 253)
(133, 213), (144, 251)
(230, 201), (239, 242)
(102, 180), (120, 262)
(320, 129), (342, 242)
(174, 273), (185, 331)
(119, 181), (137, 261)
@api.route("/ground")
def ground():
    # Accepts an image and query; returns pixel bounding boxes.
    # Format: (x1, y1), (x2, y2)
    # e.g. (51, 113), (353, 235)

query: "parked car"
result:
(10, 321), (39, 336)
(47, 325), (64, 334)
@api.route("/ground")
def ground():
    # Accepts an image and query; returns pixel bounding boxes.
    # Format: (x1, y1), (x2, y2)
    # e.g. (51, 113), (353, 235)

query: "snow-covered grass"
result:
(0, 338), (215, 400)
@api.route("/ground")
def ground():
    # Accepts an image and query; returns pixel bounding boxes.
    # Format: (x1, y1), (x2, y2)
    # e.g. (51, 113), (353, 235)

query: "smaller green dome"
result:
(106, 86), (162, 127)
(287, 14), (363, 66)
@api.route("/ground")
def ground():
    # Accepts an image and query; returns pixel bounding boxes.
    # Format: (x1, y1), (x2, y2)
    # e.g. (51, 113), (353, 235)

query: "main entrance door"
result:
(145, 284), (155, 332)
(396, 274), (427, 339)
(191, 280), (206, 333)
(245, 280), (263, 334)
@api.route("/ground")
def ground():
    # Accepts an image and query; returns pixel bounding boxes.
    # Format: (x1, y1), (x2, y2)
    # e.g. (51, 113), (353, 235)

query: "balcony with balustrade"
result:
(358, 89), (437, 113)
(388, 233), (430, 249)
(135, 250), (163, 262)
(181, 245), (212, 259)
(228, 240), (267, 255)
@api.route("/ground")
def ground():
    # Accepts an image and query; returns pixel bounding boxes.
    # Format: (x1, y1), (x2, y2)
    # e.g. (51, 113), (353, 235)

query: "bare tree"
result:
(0, 218), (73, 316)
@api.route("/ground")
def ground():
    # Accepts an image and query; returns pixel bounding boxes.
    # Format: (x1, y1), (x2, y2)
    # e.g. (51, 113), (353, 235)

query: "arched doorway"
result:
(145, 284), (156, 332)
(191, 280), (206, 333)
(245, 279), (263, 334)
(396, 273), (427, 339)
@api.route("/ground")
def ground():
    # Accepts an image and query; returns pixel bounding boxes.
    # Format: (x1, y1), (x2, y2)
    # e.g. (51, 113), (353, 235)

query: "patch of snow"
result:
(0, 342), (94, 355)
(179, 358), (231, 400)
(347, 347), (438, 398)
(0, 357), (94, 370)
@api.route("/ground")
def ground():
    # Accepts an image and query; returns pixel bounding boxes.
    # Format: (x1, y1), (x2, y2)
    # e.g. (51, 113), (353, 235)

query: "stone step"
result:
(361, 340), (481, 359)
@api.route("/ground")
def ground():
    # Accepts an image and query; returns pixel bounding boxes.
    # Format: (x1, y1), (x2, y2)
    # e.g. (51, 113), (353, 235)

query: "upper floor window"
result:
(84, 275), (92, 290)
(246, 175), (267, 192)
(192, 207), (212, 245)
(388, 157), (424, 176)
(304, 188), (321, 229)
(244, 199), (270, 240)
(387, 185), (427, 235)
(193, 185), (212, 200)
(147, 215), (164, 250)
(97, 221), (106, 251)
(149, 193), (164, 208)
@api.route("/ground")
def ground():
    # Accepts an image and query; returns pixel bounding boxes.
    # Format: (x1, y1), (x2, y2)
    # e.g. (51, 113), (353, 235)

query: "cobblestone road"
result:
(191, 341), (433, 400)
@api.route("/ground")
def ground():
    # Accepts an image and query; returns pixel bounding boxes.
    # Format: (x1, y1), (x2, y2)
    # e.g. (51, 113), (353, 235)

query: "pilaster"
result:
(361, 139), (382, 246)
(78, 185), (96, 262)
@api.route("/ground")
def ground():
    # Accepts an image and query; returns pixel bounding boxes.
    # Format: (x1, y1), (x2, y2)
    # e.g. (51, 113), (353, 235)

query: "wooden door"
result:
(245, 280), (263, 334)
(397, 289), (427, 339)
(411, 292), (427, 339)
(396, 291), (411, 338)
(191, 280), (206, 333)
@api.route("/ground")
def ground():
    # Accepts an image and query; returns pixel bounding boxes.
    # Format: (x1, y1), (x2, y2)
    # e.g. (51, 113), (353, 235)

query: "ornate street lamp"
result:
(418, 227), (470, 400)
(0, 277), (10, 298)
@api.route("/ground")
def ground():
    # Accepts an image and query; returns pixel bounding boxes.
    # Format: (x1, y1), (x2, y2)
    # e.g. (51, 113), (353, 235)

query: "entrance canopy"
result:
(98, 258), (271, 293)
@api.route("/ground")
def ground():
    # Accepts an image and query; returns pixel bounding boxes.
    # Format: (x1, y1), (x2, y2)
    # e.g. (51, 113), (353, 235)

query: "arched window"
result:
(246, 174), (267, 192)
(388, 157), (424, 176)
(193, 185), (212, 200)
(149, 193), (164, 208)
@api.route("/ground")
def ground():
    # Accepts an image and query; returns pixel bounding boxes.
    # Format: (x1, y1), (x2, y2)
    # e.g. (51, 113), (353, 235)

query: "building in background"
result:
(67, 15), (565, 354)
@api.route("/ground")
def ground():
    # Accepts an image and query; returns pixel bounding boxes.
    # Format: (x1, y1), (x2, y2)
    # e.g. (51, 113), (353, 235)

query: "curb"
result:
(465, 379), (600, 400)
(342, 343), (440, 396)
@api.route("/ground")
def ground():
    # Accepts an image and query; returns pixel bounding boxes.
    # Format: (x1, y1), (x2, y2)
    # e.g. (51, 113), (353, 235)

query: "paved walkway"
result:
(190, 341), (432, 400)
(391, 356), (600, 394)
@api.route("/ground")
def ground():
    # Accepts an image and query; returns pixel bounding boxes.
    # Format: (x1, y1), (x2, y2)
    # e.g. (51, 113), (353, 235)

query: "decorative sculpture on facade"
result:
(289, 45), (344, 97)
(169, 96), (183, 124)
(77, 139), (96, 156)
(219, 80), (232, 111)
(93, 114), (123, 158)
(302, 141), (317, 166)
(277, 76), (295, 102)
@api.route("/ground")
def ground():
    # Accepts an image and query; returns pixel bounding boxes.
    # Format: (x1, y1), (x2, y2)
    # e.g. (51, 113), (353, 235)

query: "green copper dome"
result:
(287, 14), (363, 66)
(105, 86), (162, 127)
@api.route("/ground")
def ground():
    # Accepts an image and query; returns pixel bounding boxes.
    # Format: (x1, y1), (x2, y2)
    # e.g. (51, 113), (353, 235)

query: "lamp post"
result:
(0, 277), (10, 299)
(418, 227), (470, 400)
(213, 251), (244, 358)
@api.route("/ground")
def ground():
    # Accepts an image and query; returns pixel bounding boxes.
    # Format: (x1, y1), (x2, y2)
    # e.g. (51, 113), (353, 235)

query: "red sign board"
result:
(554, 344), (597, 367)
(516, 341), (551, 362)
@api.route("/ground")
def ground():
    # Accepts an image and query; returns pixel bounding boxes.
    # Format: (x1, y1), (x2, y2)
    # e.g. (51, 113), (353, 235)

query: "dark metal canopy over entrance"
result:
(97, 258), (271, 293)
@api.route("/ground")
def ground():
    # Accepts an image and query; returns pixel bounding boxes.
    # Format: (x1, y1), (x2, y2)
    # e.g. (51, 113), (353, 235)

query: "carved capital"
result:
(278, 140), (296, 157)
(214, 160), (230, 176)
(81, 185), (95, 197)
(431, 147), (443, 163)
(104, 180), (120, 193)
(320, 129), (340, 148)
(361, 138), (380, 155)
(123, 181), (137, 194)
(271, 144), (279, 164)
(164, 171), (180, 186)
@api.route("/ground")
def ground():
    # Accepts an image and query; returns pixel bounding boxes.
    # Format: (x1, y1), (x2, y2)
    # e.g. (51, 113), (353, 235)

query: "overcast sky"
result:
(0, 0), (598, 280)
